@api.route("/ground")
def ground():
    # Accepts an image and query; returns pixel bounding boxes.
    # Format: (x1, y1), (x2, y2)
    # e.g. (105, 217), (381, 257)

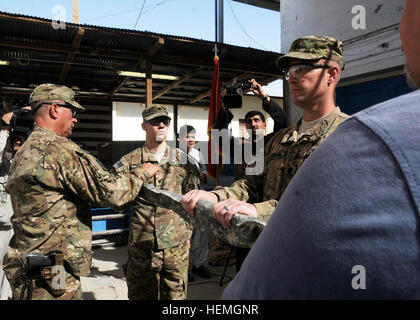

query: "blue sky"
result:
(0, 0), (283, 95)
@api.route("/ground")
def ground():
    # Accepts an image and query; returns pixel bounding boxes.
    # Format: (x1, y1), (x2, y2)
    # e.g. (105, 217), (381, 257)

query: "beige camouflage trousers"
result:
(125, 241), (189, 300)
(11, 270), (82, 300)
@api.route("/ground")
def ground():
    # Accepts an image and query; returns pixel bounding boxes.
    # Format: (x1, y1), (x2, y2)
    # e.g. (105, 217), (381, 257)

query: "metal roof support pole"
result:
(216, 0), (224, 44)
(145, 60), (152, 107)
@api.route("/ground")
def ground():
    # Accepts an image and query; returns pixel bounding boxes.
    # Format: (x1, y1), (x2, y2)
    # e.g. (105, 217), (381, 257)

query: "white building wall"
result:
(177, 105), (209, 141)
(112, 95), (282, 142)
(112, 102), (175, 141)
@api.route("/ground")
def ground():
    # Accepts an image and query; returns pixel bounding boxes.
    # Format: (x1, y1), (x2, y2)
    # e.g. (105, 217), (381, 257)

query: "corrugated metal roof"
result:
(0, 11), (280, 54)
(0, 11), (284, 107)
(233, 0), (280, 12)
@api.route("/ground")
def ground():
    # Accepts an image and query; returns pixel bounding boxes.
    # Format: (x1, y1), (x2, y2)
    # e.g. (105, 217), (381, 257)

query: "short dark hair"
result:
(179, 124), (196, 137)
(245, 111), (265, 123)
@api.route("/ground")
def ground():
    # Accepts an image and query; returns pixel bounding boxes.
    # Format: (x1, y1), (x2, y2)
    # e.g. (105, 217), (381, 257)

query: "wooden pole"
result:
(72, 0), (79, 24)
(145, 60), (153, 107)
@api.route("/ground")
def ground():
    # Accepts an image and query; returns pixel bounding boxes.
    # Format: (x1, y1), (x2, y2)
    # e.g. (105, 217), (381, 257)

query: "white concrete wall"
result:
(112, 102), (175, 141)
(112, 95), (282, 142)
(177, 105), (209, 141)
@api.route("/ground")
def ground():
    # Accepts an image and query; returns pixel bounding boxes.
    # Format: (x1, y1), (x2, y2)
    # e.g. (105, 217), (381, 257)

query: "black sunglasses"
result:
(147, 117), (171, 126)
(56, 103), (77, 117)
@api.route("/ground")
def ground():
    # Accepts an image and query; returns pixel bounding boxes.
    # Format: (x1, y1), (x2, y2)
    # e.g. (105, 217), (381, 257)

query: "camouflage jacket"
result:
(233, 132), (275, 181)
(4, 126), (151, 278)
(212, 107), (348, 222)
(114, 145), (200, 250)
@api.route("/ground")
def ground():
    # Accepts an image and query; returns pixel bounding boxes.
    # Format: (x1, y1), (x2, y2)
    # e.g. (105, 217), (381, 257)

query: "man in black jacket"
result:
(216, 79), (287, 180)
(215, 78), (288, 272)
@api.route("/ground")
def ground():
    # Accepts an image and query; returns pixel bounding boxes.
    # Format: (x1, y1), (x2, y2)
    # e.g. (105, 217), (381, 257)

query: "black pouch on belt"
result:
(39, 251), (66, 297)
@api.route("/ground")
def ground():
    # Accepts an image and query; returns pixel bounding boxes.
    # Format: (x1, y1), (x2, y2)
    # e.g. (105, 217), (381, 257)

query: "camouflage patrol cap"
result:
(142, 105), (170, 121)
(29, 83), (85, 111)
(277, 36), (345, 71)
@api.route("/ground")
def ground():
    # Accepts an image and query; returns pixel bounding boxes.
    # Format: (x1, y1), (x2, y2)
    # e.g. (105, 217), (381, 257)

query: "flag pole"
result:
(215, 56), (220, 187)
(213, 0), (224, 186)
(214, 44), (219, 186)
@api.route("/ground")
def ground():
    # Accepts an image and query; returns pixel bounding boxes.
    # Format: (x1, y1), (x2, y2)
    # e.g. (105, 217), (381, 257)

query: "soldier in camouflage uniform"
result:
(182, 36), (348, 230)
(3, 84), (159, 300)
(113, 105), (200, 300)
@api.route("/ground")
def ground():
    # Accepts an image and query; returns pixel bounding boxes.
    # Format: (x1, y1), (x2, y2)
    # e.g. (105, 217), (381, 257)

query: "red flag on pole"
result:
(207, 55), (223, 183)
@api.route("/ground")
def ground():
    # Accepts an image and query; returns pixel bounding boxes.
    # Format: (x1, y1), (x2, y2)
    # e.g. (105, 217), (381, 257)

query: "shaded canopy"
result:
(0, 11), (283, 107)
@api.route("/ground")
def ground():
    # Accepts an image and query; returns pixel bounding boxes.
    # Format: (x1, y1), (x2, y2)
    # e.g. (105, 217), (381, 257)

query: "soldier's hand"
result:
(141, 163), (160, 178)
(182, 190), (218, 216)
(212, 199), (257, 229)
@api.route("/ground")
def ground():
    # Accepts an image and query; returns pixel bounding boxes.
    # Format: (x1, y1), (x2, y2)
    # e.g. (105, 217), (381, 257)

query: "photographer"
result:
(247, 78), (288, 137)
(216, 79), (287, 180)
(211, 79), (288, 272)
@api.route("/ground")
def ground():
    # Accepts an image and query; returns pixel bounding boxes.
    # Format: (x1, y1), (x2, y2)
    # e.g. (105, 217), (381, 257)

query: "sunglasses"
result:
(283, 63), (331, 80)
(147, 117), (171, 126)
(56, 103), (77, 117)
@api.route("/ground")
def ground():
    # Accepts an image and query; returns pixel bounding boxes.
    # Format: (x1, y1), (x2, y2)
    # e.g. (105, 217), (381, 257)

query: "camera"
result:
(222, 81), (252, 109)
(24, 250), (63, 271)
